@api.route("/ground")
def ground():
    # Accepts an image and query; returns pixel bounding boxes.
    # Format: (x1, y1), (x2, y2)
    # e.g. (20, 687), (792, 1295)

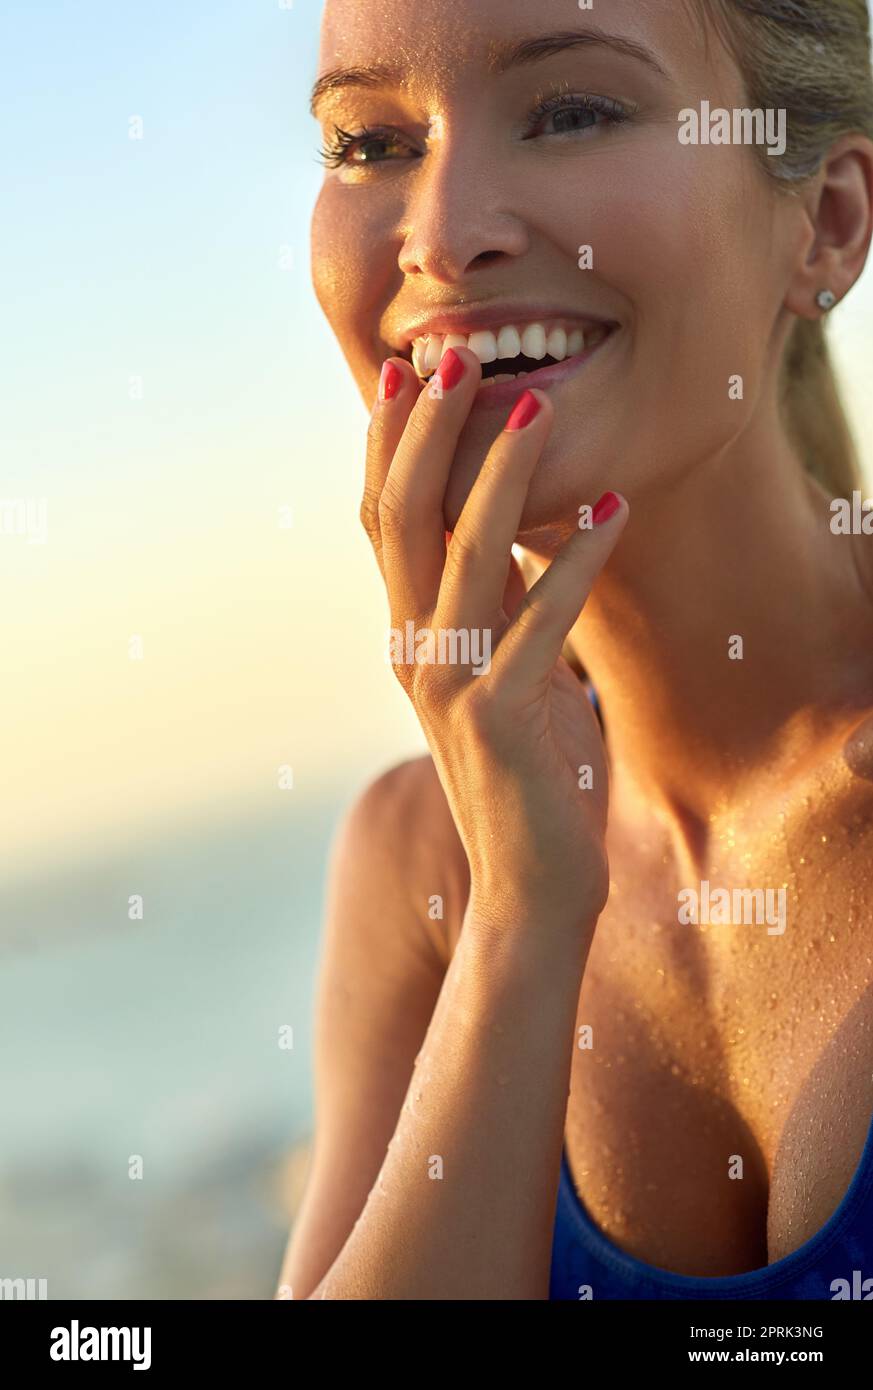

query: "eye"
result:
(318, 124), (420, 170)
(525, 92), (632, 140)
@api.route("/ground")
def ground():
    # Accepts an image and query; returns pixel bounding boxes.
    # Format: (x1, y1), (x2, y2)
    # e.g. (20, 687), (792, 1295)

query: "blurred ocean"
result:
(0, 794), (344, 1299)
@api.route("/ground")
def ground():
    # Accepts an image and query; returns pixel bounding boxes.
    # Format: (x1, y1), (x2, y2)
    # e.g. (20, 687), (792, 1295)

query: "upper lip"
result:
(391, 303), (619, 352)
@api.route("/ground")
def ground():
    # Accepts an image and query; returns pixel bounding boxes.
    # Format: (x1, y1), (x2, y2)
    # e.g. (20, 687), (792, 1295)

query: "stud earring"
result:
(816, 289), (837, 311)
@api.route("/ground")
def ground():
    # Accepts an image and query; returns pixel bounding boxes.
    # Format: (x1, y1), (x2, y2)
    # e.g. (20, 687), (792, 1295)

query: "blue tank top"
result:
(550, 1116), (873, 1299)
(551, 685), (873, 1299)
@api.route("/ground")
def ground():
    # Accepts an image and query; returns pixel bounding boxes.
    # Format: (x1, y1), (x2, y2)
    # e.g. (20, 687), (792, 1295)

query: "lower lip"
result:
(466, 329), (618, 411)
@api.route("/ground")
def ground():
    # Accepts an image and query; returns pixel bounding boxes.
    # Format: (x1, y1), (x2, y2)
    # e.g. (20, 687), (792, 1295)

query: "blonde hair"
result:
(705, 0), (873, 497)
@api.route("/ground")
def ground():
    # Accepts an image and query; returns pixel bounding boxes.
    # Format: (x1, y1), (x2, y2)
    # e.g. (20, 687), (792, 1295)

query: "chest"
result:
(563, 801), (873, 1276)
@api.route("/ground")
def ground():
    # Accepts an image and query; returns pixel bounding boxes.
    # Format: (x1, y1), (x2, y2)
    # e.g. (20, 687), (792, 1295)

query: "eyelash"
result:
(317, 91), (633, 169)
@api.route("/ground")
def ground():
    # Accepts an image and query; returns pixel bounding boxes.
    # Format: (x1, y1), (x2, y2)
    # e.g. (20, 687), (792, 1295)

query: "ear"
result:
(785, 134), (873, 321)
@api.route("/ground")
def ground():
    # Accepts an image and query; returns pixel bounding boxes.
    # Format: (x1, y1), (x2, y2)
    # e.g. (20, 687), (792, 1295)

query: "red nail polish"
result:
(505, 390), (541, 432)
(435, 348), (465, 392)
(379, 360), (403, 402)
(592, 491), (621, 526)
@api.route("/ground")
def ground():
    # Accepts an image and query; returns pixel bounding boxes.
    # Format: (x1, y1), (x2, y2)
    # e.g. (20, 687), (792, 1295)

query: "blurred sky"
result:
(0, 0), (424, 883)
(2, 0), (873, 878)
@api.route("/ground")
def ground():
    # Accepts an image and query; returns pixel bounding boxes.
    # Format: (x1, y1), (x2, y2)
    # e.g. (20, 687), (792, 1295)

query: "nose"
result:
(397, 140), (529, 283)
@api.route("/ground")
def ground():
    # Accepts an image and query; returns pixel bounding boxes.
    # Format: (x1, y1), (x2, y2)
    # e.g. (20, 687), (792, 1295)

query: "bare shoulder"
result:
(335, 754), (469, 965)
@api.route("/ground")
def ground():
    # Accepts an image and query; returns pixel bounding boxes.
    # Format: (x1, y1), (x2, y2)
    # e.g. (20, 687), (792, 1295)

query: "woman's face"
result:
(311, 0), (804, 537)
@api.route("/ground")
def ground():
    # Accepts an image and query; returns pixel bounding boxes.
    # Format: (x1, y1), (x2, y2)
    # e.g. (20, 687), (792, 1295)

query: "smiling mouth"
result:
(407, 319), (617, 386)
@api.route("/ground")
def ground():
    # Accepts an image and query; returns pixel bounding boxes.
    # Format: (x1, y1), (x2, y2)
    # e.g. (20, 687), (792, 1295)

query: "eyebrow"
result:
(310, 27), (669, 118)
(310, 64), (397, 118)
(489, 28), (669, 81)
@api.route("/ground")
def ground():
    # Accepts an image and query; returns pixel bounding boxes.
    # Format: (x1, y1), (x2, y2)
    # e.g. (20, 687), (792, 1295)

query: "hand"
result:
(362, 347), (628, 933)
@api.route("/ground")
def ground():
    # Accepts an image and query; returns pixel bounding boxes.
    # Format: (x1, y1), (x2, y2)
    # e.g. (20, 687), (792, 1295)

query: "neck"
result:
(526, 416), (873, 843)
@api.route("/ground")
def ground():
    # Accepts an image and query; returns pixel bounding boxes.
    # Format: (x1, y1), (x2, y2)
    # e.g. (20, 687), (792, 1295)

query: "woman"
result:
(279, 0), (873, 1298)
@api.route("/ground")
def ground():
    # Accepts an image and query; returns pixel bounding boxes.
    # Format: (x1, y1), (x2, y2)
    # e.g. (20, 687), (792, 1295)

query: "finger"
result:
(501, 552), (529, 621)
(438, 388), (552, 630)
(378, 345), (482, 615)
(485, 552), (529, 649)
(443, 534), (528, 616)
(361, 357), (421, 578)
(446, 531), (531, 613)
(493, 492), (629, 685)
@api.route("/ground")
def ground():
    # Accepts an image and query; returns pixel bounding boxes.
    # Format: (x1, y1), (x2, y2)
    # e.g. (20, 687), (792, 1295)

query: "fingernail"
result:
(434, 348), (465, 392)
(379, 360), (403, 402)
(592, 491), (621, 526)
(505, 390), (542, 432)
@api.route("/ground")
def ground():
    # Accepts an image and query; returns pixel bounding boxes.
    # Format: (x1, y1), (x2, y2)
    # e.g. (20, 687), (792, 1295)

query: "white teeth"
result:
(521, 323), (547, 360)
(411, 340), (428, 377)
(497, 325), (522, 360)
(411, 319), (606, 377)
(423, 335), (443, 374)
(467, 329), (498, 364)
(546, 327), (568, 361)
